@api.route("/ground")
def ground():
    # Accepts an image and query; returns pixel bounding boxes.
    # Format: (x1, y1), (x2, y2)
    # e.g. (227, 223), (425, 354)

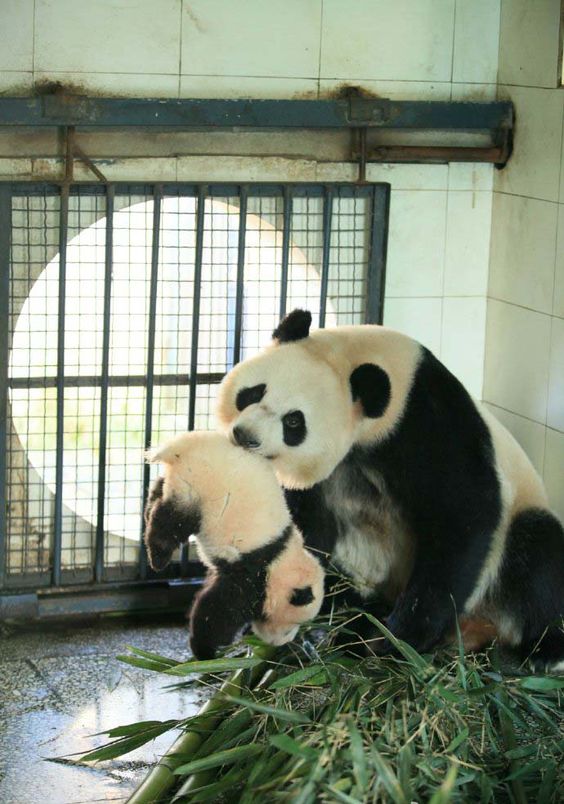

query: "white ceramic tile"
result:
(0, 128), (57, 158)
(34, 72), (179, 98)
(181, 0), (321, 78)
(452, 0), (500, 84)
(559, 135), (564, 205)
(321, 0), (455, 82)
(553, 204), (564, 318)
(544, 428), (564, 521)
(489, 193), (557, 314)
(0, 72), (33, 96)
(180, 75), (318, 99)
(450, 83), (497, 101)
(495, 86), (564, 203)
(31, 156), (178, 183)
(319, 79), (451, 101)
(548, 316), (564, 431)
(385, 191), (447, 297)
(441, 297), (487, 398)
(448, 163), (494, 192)
(383, 297), (442, 355)
(366, 164), (448, 191)
(444, 190), (492, 296)
(0, 0), (33, 72)
(483, 299), (551, 423)
(0, 158), (33, 179)
(317, 162), (449, 189)
(315, 163), (357, 182)
(35, 0), (181, 74)
(176, 155), (317, 182)
(498, 0), (561, 88)
(482, 402), (546, 475)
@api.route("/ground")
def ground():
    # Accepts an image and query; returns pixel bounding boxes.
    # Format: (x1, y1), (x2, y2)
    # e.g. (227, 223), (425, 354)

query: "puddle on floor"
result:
(0, 617), (208, 804)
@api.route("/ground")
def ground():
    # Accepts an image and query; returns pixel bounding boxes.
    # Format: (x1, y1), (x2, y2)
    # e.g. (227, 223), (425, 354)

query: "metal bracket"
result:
(348, 94), (392, 125)
(61, 124), (108, 184)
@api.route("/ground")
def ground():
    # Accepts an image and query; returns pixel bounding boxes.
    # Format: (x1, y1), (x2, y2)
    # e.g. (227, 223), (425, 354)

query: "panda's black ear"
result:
(350, 363), (391, 418)
(272, 309), (312, 343)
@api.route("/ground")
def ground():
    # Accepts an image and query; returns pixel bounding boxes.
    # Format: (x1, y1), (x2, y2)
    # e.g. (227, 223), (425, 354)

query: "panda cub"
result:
(143, 431), (325, 659)
(217, 309), (564, 671)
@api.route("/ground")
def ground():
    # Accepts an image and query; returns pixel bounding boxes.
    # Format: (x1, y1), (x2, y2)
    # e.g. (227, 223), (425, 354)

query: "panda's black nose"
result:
(233, 426), (260, 449)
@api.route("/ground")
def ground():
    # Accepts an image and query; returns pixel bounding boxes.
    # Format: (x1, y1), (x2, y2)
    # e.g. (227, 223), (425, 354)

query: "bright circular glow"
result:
(9, 197), (336, 540)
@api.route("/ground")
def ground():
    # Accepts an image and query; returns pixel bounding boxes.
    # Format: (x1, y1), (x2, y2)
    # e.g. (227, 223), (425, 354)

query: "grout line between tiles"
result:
(178, 0), (184, 98)
(317, 0), (324, 99)
(31, 0), (36, 79)
(449, 0), (457, 95)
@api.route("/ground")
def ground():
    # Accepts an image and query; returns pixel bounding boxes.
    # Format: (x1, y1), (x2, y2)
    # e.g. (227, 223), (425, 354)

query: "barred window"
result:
(0, 182), (389, 602)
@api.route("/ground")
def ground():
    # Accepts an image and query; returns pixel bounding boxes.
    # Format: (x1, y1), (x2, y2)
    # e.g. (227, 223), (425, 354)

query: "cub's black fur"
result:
(143, 479), (201, 571)
(189, 527), (291, 660)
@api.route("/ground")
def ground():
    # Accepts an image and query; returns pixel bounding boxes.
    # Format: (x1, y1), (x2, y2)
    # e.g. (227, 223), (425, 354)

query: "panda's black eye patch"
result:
(282, 410), (306, 447)
(289, 586), (314, 606)
(236, 383), (266, 411)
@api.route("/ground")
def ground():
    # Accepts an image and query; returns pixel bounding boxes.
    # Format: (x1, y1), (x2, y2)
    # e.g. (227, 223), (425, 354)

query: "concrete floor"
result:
(0, 616), (206, 804)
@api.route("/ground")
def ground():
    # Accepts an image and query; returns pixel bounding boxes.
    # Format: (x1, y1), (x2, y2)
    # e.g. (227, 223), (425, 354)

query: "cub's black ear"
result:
(189, 574), (251, 660)
(143, 489), (202, 571)
(350, 363), (391, 419)
(273, 309), (312, 343)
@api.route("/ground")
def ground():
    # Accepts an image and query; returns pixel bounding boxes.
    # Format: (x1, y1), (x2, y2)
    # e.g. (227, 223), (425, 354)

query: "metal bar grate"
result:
(94, 185), (114, 582)
(0, 186), (11, 590)
(0, 181), (390, 612)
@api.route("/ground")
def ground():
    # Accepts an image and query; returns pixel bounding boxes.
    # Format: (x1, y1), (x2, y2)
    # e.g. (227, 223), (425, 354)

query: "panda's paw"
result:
(382, 600), (454, 655)
(522, 625), (564, 674)
(363, 624), (441, 658)
(365, 635), (401, 658)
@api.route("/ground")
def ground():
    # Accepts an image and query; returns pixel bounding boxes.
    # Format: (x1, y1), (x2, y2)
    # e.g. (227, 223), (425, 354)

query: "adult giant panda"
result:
(216, 309), (564, 671)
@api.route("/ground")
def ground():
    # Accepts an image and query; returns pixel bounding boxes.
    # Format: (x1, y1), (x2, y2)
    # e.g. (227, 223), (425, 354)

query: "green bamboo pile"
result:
(79, 612), (564, 803)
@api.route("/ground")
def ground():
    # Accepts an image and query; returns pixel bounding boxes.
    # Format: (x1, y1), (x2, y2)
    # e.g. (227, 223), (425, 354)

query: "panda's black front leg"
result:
(374, 546), (479, 654)
(383, 584), (455, 654)
(284, 484), (339, 566)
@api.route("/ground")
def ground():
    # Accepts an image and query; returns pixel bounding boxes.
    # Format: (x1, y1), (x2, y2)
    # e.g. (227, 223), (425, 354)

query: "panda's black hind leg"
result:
(494, 508), (564, 673)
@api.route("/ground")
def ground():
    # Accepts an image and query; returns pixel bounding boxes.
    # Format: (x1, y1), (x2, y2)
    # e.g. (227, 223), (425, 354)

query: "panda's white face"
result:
(217, 342), (356, 489)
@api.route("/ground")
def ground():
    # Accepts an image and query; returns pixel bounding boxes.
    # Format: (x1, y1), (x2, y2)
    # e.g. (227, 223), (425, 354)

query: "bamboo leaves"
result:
(74, 612), (564, 803)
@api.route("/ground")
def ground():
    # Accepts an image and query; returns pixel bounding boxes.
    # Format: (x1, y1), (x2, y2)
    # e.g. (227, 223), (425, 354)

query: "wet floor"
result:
(0, 616), (206, 804)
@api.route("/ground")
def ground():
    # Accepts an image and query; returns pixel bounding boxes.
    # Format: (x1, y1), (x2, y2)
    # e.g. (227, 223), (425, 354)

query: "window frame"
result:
(0, 180), (390, 618)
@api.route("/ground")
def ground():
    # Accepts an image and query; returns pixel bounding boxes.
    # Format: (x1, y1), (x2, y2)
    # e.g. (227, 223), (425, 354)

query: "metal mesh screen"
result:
(0, 182), (389, 596)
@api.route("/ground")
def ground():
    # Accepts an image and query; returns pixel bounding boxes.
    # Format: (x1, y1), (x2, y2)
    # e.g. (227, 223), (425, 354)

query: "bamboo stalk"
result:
(126, 647), (276, 804)
(173, 666), (280, 800)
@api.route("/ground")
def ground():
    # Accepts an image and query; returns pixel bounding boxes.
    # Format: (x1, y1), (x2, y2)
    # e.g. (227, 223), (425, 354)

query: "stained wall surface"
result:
(0, 0), (503, 398)
(483, 0), (564, 520)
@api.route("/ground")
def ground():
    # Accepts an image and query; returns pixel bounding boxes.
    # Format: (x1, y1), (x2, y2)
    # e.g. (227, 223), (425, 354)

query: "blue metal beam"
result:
(0, 96), (513, 132)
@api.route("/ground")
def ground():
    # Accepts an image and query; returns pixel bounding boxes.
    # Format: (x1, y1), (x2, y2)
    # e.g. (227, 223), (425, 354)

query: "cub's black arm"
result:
(143, 479), (202, 571)
(189, 573), (255, 660)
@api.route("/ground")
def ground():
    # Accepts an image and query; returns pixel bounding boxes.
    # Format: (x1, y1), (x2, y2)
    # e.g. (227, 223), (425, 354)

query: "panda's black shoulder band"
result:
(213, 525), (293, 574)
(273, 309), (312, 343)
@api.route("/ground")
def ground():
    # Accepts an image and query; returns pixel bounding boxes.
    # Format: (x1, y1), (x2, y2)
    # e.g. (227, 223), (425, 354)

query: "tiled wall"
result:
(0, 0), (502, 400)
(483, 0), (564, 519)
